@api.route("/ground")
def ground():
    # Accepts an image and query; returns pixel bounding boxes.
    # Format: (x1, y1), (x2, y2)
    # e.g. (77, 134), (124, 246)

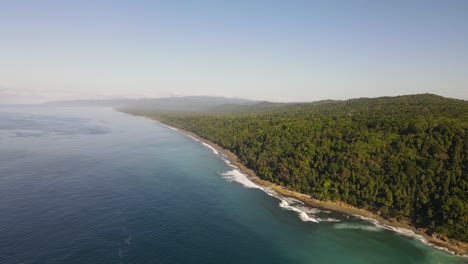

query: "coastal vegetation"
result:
(122, 94), (468, 242)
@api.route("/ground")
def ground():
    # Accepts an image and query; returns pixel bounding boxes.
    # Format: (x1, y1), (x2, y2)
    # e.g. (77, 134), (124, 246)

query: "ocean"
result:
(0, 106), (464, 264)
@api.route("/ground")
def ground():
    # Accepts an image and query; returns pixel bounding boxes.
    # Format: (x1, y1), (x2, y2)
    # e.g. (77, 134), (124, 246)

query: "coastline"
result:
(136, 114), (468, 257)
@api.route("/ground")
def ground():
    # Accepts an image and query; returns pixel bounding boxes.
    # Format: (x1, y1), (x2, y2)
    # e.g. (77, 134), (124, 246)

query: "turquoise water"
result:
(0, 106), (465, 264)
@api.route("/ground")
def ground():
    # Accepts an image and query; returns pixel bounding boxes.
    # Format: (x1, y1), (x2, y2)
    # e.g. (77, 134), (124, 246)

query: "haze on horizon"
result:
(0, 0), (467, 104)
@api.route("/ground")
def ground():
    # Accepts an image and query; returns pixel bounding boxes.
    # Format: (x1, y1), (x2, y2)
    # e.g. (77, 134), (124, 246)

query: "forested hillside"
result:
(124, 94), (468, 241)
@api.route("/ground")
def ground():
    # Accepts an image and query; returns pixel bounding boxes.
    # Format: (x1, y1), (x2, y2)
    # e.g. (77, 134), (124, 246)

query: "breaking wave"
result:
(219, 170), (260, 189)
(217, 167), (320, 223)
(279, 199), (319, 223)
(187, 135), (200, 142)
(350, 215), (449, 252)
(334, 223), (382, 232)
(382, 225), (427, 245)
(317, 218), (341, 222)
(161, 124), (179, 131)
(202, 142), (219, 155)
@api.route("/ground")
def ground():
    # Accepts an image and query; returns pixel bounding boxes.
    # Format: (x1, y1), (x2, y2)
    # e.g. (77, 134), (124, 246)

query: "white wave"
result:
(296, 205), (322, 215)
(431, 245), (460, 256)
(353, 215), (381, 226)
(161, 124), (179, 131)
(222, 158), (237, 168)
(383, 226), (464, 257)
(318, 218), (341, 222)
(354, 215), (440, 252)
(387, 226), (419, 237)
(353, 215), (434, 246)
(187, 135), (200, 142)
(219, 170), (260, 189)
(218, 168), (320, 223)
(279, 199), (319, 223)
(202, 142), (219, 155)
(262, 187), (279, 197)
(382, 225), (427, 244)
(227, 163), (238, 169)
(334, 223), (382, 232)
(223, 158), (230, 164)
(282, 197), (304, 205)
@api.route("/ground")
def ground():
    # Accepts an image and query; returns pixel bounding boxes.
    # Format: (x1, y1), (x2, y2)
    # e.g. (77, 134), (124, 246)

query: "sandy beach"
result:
(139, 115), (468, 257)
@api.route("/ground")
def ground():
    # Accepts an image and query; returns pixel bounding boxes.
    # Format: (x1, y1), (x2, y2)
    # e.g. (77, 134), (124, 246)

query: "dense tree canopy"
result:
(124, 94), (468, 242)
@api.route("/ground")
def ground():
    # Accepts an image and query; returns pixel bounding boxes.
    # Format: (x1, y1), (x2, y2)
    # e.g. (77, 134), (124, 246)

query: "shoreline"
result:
(136, 114), (468, 257)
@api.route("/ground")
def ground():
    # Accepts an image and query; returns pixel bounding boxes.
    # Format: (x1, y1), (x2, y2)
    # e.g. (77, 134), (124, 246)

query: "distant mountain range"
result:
(43, 96), (258, 113)
(42, 99), (135, 107)
(42, 94), (467, 118)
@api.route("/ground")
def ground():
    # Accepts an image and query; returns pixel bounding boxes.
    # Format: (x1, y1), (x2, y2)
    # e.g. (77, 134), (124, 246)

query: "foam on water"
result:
(223, 159), (238, 169)
(382, 225), (427, 244)
(118, 231), (132, 263)
(353, 215), (381, 226)
(187, 135), (200, 142)
(161, 124), (179, 131)
(318, 218), (341, 222)
(219, 170), (260, 189)
(282, 197), (304, 205)
(352, 215), (468, 256)
(262, 187), (278, 197)
(202, 142), (219, 155)
(279, 199), (319, 223)
(334, 223), (382, 232)
(217, 167), (320, 223)
(296, 205), (321, 215)
(352, 215), (444, 250)
(377, 225), (462, 256)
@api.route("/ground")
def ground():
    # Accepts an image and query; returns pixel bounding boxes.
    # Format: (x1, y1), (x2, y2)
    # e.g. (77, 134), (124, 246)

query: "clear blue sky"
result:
(1, 0), (467, 103)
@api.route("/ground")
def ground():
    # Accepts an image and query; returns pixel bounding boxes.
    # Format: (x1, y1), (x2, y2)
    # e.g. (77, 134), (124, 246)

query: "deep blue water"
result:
(0, 107), (464, 264)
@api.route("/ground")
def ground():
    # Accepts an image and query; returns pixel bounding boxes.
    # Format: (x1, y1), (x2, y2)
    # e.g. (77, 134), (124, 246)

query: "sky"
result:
(0, 0), (467, 103)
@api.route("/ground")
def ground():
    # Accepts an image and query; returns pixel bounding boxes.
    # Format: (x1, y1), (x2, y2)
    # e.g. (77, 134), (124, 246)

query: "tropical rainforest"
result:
(122, 94), (468, 242)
